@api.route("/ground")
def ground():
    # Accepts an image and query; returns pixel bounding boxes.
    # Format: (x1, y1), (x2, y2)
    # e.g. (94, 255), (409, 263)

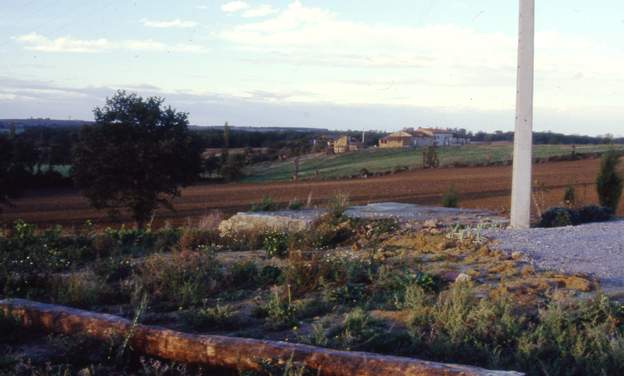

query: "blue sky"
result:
(1, 0), (624, 135)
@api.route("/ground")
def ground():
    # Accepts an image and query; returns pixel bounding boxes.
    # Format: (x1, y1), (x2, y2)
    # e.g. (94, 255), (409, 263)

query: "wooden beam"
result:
(1, 298), (524, 376)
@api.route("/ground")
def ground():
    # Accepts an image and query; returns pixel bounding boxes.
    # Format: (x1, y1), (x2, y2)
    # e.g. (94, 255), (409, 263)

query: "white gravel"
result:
(486, 220), (624, 290)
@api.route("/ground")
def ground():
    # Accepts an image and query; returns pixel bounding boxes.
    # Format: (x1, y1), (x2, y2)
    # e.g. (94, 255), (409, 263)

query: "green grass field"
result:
(243, 143), (623, 183)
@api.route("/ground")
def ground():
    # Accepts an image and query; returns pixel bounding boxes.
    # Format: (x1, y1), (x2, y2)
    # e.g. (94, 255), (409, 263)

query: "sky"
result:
(1, 0), (624, 135)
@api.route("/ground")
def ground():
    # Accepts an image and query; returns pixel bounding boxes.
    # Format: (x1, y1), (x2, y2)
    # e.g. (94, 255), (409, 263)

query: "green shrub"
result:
(53, 271), (111, 307)
(404, 282), (523, 367)
(563, 185), (576, 207)
(250, 196), (277, 212)
(577, 205), (613, 223)
(400, 284), (428, 311)
(423, 146), (440, 169)
(373, 267), (437, 309)
(228, 260), (259, 288)
(538, 205), (613, 228)
(327, 193), (350, 219)
(12, 219), (36, 240)
(319, 251), (375, 285)
(99, 226), (180, 256)
(538, 207), (574, 228)
(323, 283), (367, 306)
(357, 218), (399, 240)
(259, 265), (283, 285)
(93, 256), (133, 283)
(596, 150), (623, 212)
(398, 282), (624, 374)
(136, 250), (221, 308)
(260, 288), (298, 329)
(295, 298), (330, 319)
(327, 308), (380, 351)
(327, 308), (410, 354)
(441, 185), (459, 208)
(282, 251), (322, 296)
(178, 227), (219, 251)
(181, 302), (239, 331)
(308, 216), (354, 250)
(263, 231), (289, 258)
(288, 198), (303, 210)
(220, 229), (266, 251)
(300, 322), (329, 347)
(515, 295), (624, 375)
(0, 311), (21, 343)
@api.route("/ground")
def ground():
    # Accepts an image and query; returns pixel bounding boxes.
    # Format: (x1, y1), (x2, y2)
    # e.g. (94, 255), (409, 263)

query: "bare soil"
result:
(2, 159), (614, 228)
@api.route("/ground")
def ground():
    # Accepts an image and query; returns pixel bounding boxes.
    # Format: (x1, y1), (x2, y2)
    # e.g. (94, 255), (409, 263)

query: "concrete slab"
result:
(218, 202), (507, 237)
(344, 202), (506, 225)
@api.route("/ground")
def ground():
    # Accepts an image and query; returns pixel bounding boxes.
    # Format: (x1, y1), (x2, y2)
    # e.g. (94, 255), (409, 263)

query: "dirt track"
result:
(2, 158), (614, 228)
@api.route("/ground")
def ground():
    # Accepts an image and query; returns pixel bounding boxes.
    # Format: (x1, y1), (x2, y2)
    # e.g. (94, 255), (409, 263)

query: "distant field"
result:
(5, 158), (623, 229)
(243, 144), (622, 183)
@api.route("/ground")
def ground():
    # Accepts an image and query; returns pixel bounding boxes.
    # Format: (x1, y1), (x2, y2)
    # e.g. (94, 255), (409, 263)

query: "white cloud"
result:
(242, 4), (278, 18)
(14, 32), (208, 53)
(217, 1), (624, 112)
(14, 32), (110, 53)
(221, 1), (249, 13)
(140, 18), (198, 28)
(220, 1), (514, 70)
(1, 76), (623, 136)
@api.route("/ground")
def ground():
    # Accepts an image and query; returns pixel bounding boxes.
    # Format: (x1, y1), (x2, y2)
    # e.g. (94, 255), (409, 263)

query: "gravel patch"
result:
(486, 220), (624, 291)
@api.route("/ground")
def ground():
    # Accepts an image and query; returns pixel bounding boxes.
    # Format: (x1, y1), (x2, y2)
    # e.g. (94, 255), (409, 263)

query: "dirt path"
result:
(2, 158), (613, 228)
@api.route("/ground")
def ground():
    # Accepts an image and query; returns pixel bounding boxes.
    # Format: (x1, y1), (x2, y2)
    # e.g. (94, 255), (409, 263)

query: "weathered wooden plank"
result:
(1, 298), (524, 376)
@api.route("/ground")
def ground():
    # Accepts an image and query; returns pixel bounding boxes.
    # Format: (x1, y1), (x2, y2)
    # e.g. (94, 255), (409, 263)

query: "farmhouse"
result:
(331, 135), (362, 154)
(378, 131), (417, 148)
(379, 128), (470, 148)
(417, 128), (470, 146)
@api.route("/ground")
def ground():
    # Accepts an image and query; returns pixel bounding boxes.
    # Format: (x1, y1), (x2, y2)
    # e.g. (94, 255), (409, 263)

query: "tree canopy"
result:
(596, 150), (623, 212)
(72, 91), (202, 227)
(0, 135), (40, 211)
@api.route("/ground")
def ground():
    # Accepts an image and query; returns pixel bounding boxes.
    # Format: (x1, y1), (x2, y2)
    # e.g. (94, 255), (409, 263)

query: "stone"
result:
(455, 273), (472, 284)
(511, 251), (524, 260)
(218, 203), (508, 238)
(439, 271), (461, 282)
(218, 209), (322, 237)
(423, 219), (439, 228)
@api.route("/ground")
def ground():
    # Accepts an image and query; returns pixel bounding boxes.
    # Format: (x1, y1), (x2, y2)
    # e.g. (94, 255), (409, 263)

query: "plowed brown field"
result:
(2, 158), (619, 228)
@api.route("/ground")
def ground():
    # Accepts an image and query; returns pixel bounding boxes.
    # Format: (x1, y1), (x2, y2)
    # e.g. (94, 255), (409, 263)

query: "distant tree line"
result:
(2, 91), (624, 226)
(2, 105), (622, 202)
(1, 123), (337, 185)
(470, 130), (622, 145)
(0, 127), (76, 198)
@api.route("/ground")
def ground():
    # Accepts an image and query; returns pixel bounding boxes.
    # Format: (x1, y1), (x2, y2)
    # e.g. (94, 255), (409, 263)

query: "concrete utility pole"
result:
(510, 0), (535, 229)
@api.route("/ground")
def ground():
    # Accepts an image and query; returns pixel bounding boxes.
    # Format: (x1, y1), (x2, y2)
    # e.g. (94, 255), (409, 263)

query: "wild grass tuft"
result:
(181, 301), (239, 331)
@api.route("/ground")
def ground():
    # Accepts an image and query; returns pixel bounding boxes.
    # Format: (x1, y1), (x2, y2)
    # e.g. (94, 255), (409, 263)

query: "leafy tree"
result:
(202, 153), (220, 177)
(563, 185), (576, 208)
(441, 185), (459, 208)
(12, 138), (39, 174)
(596, 150), (623, 212)
(423, 146), (439, 169)
(220, 153), (245, 182)
(0, 135), (38, 210)
(72, 91), (202, 228)
(0, 136), (18, 210)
